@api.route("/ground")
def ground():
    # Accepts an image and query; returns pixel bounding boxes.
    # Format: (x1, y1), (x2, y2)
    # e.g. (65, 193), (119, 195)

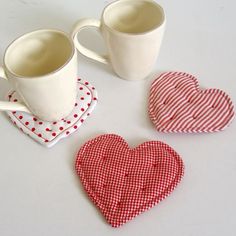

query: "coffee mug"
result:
(0, 29), (79, 121)
(72, 0), (166, 81)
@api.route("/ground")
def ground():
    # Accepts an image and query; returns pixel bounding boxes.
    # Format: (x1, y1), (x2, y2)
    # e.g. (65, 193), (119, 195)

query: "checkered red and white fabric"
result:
(6, 78), (98, 147)
(149, 72), (235, 133)
(75, 134), (184, 227)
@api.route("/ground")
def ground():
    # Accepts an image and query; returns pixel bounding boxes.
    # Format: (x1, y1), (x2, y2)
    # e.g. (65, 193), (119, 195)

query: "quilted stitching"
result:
(149, 72), (235, 133)
(75, 134), (184, 227)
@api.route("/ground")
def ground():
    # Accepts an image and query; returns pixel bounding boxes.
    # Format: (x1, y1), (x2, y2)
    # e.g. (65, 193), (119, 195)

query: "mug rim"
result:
(101, 0), (166, 36)
(3, 29), (76, 80)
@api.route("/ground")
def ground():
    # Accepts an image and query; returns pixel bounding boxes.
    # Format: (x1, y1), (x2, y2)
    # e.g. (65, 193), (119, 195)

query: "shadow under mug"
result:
(72, 0), (166, 81)
(0, 29), (80, 122)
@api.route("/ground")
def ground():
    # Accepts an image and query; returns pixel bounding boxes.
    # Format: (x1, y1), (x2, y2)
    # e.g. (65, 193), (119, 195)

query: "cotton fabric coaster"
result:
(75, 134), (184, 227)
(6, 78), (98, 147)
(149, 71), (235, 133)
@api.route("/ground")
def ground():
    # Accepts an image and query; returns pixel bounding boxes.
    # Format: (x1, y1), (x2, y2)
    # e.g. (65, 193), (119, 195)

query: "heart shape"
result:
(149, 72), (235, 133)
(6, 78), (98, 147)
(75, 134), (184, 227)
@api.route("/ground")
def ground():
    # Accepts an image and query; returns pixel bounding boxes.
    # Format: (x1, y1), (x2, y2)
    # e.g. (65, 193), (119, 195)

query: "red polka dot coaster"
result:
(6, 78), (98, 147)
(149, 72), (235, 133)
(75, 134), (184, 227)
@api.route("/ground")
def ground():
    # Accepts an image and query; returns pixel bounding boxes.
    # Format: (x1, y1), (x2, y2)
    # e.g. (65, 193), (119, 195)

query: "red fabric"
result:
(149, 72), (235, 133)
(75, 134), (184, 227)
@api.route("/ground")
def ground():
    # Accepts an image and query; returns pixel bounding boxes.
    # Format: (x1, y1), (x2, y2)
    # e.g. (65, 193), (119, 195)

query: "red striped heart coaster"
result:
(6, 78), (98, 147)
(75, 134), (184, 227)
(149, 72), (235, 133)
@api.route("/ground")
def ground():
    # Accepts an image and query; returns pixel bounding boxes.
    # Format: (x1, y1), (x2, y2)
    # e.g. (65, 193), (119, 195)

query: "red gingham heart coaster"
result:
(149, 72), (235, 133)
(75, 134), (184, 227)
(6, 78), (98, 147)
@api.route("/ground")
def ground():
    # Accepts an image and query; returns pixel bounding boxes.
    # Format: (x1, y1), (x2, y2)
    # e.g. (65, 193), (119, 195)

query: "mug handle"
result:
(71, 18), (109, 64)
(0, 66), (30, 113)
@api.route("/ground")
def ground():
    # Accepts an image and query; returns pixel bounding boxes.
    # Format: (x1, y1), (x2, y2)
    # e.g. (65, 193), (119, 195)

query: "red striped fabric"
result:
(75, 134), (184, 227)
(149, 72), (235, 133)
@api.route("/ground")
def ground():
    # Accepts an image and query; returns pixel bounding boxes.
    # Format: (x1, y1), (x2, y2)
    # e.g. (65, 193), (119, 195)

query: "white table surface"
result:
(0, 0), (236, 235)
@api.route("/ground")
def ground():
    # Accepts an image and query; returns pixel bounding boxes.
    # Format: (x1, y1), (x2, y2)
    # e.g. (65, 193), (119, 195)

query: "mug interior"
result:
(103, 0), (165, 34)
(5, 30), (74, 78)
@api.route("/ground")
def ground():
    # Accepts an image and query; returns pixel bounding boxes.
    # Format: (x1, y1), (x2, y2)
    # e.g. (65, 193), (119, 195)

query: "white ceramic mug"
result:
(72, 0), (166, 81)
(0, 29), (79, 121)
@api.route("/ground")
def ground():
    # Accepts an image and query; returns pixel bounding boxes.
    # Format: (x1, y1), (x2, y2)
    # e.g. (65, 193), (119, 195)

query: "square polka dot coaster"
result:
(149, 72), (235, 133)
(75, 134), (184, 227)
(6, 78), (98, 147)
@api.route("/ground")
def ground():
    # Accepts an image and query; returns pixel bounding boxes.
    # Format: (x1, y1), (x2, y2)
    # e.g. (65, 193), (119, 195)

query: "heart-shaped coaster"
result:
(75, 134), (184, 227)
(6, 78), (98, 147)
(149, 72), (235, 133)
